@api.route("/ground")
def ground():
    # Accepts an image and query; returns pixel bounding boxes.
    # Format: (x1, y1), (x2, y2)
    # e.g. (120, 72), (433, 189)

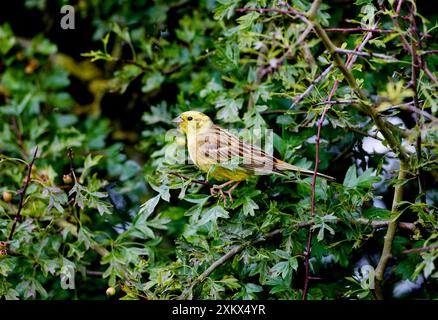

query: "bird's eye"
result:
(187, 116), (193, 121)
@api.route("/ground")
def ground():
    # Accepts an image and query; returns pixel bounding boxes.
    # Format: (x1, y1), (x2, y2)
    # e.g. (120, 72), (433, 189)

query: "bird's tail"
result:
(274, 160), (335, 181)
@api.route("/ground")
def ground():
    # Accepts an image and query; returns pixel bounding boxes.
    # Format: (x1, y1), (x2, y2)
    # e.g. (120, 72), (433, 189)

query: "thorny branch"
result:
(66, 148), (80, 230)
(302, 23), (375, 300)
(243, 0), (436, 300)
(8, 146), (38, 241)
(178, 229), (282, 299)
(388, 0), (437, 84)
(178, 215), (417, 299)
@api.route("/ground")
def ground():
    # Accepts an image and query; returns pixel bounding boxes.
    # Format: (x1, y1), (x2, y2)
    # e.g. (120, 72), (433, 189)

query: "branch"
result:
(335, 48), (398, 62)
(298, 217), (416, 231)
(402, 246), (438, 254)
(307, 0), (323, 19)
(86, 270), (104, 277)
(258, 23), (314, 79)
(311, 20), (410, 163)
(325, 27), (394, 34)
(8, 146), (38, 241)
(177, 214), (417, 300)
(389, 0), (438, 84)
(178, 229), (282, 299)
(312, 99), (356, 106)
(346, 125), (384, 141)
(237, 6), (313, 80)
(374, 160), (408, 299)
(421, 50), (438, 56)
(302, 24), (374, 300)
(236, 7), (308, 23)
(291, 65), (334, 107)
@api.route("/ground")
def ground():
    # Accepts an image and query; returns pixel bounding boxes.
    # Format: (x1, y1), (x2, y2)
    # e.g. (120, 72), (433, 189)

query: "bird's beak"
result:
(172, 116), (183, 124)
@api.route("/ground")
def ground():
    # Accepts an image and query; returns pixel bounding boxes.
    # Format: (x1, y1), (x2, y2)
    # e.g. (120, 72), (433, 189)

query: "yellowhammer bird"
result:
(173, 111), (334, 203)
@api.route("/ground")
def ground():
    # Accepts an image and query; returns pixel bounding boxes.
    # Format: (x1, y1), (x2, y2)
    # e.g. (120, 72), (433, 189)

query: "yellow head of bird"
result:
(172, 111), (213, 134)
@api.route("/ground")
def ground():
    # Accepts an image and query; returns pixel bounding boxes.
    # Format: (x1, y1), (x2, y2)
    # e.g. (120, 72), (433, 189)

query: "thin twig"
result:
(346, 126), (384, 141)
(236, 7), (308, 23)
(86, 270), (104, 277)
(386, 101), (437, 123)
(312, 19), (410, 163)
(178, 229), (282, 299)
(303, 25), (374, 300)
(325, 27), (394, 33)
(388, 0), (438, 84)
(291, 65), (335, 107)
(67, 148), (77, 182)
(237, 7), (313, 80)
(402, 245), (438, 254)
(258, 23), (314, 79)
(335, 48), (398, 62)
(8, 146), (38, 241)
(312, 99), (357, 106)
(177, 214), (417, 300)
(421, 50), (438, 55)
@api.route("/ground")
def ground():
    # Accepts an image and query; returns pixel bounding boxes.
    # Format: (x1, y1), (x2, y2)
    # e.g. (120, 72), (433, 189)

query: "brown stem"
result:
(8, 146), (38, 241)
(402, 246), (438, 254)
(389, 0), (437, 84)
(421, 50), (438, 55)
(335, 48), (398, 61)
(325, 27), (394, 33)
(236, 7), (307, 22)
(312, 20), (410, 163)
(292, 65), (335, 106)
(303, 26), (374, 300)
(177, 214), (417, 300)
(86, 270), (104, 277)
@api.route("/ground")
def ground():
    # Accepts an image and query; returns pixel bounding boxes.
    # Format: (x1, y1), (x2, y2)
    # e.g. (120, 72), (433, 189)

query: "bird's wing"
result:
(196, 125), (335, 180)
(196, 125), (278, 174)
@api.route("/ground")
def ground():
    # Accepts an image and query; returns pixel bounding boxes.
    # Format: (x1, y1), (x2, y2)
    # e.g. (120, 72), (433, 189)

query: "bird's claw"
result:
(209, 181), (240, 206)
(210, 185), (228, 205)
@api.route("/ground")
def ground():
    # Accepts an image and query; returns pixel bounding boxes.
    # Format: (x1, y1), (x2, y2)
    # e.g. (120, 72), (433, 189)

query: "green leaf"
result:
(139, 195), (161, 219)
(80, 154), (103, 183)
(198, 205), (229, 225)
(242, 197), (259, 216)
(270, 261), (290, 279)
(343, 165), (357, 188)
(0, 23), (17, 54)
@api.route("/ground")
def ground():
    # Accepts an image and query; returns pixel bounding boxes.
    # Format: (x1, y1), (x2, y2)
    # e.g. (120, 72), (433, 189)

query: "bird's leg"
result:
(210, 180), (235, 204)
(224, 181), (240, 203)
(210, 180), (242, 204)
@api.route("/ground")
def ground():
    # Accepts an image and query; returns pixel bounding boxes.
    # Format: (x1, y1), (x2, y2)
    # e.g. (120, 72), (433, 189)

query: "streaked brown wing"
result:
(196, 125), (277, 174)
